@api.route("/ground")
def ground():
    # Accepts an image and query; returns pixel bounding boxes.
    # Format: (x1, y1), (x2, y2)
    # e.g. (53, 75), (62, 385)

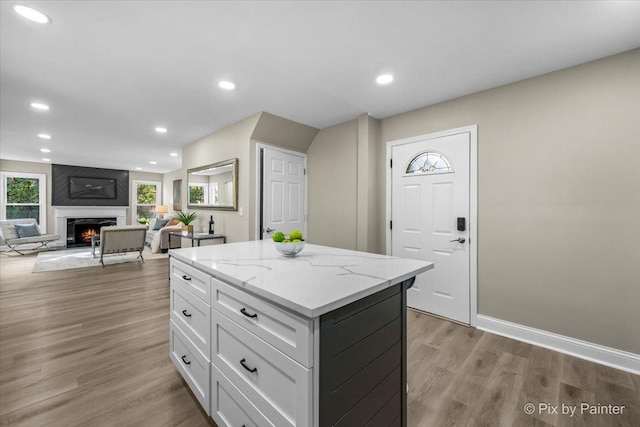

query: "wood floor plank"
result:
(468, 352), (529, 427)
(2, 252), (639, 426)
(0, 253), (209, 427)
(556, 382), (597, 427)
(407, 310), (640, 427)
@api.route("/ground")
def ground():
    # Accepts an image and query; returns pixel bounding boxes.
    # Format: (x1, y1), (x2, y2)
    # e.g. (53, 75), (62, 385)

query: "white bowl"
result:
(274, 240), (305, 257)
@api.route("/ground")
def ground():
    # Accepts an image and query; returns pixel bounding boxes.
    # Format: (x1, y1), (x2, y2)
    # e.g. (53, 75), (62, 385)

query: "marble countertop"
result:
(170, 240), (433, 318)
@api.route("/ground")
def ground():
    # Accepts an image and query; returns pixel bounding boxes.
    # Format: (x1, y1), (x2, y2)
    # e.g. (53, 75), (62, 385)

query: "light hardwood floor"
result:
(407, 311), (640, 426)
(1, 251), (638, 426)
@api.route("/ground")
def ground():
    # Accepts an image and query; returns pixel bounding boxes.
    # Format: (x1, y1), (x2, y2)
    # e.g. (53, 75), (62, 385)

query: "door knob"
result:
(265, 228), (276, 233)
(449, 237), (466, 243)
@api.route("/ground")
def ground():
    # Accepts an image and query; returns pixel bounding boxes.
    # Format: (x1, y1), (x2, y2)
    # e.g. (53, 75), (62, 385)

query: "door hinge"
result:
(390, 159), (393, 168)
(390, 220), (393, 230)
(304, 168), (306, 175)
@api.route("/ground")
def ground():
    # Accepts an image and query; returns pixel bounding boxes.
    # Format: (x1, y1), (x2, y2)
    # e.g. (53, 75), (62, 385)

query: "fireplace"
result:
(66, 217), (117, 247)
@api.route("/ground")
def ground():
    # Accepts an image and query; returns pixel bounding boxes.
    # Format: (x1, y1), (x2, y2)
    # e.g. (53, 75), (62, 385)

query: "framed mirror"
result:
(187, 158), (238, 211)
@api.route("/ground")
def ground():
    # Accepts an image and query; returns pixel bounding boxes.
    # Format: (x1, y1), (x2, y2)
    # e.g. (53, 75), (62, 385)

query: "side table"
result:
(168, 232), (226, 249)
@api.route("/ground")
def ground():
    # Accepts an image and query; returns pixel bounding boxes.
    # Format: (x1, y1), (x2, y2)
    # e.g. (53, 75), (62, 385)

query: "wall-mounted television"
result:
(69, 177), (117, 199)
(52, 164), (129, 206)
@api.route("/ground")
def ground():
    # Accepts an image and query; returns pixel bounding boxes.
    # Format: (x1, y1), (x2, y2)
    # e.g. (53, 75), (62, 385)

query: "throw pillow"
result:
(14, 223), (41, 238)
(167, 218), (181, 226)
(152, 218), (170, 230)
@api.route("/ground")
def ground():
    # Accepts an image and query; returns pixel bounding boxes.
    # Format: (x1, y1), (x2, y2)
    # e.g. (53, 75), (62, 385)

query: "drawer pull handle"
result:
(240, 358), (257, 373)
(182, 309), (192, 318)
(240, 308), (257, 319)
(181, 355), (191, 365)
(182, 275), (192, 281)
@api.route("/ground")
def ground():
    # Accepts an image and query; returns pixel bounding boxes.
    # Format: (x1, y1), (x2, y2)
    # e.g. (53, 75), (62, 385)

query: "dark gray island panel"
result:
(320, 281), (411, 427)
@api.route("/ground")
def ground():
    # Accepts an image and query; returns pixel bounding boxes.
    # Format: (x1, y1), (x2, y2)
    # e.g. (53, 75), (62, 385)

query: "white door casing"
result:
(260, 146), (307, 240)
(386, 126), (478, 326)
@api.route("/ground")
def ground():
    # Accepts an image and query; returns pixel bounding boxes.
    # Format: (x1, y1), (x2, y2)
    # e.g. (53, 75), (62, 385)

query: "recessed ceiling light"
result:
(30, 102), (50, 111)
(155, 127), (167, 134)
(219, 81), (235, 90)
(38, 133), (51, 139)
(135, 167), (142, 170)
(170, 152), (178, 157)
(150, 161), (157, 165)
(42, 158), (51, 162)
(14, 5), (51, 24)
(40, 148), (51, 153)
(376, 74), (394, 85)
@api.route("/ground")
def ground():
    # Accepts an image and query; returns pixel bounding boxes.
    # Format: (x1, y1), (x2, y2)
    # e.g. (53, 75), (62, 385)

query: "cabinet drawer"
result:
(169, 320), (210, 415)
(170, 258), (211, 303)
(212, 309), (312, 427)
(170, 283), (211, 356)
(211, 277), (313, 367)
(211, 364), (275, 427)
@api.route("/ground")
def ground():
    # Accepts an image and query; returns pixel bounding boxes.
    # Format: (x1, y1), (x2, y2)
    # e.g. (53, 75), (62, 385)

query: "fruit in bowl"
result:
(272, 229), (305, 257)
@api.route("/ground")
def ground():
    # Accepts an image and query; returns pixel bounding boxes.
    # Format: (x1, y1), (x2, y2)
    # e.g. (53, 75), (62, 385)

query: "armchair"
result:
(99, 225), (147, 267)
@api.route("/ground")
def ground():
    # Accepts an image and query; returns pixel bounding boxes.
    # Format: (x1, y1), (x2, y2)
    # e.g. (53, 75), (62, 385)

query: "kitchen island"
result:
(168, 240), (433, 427)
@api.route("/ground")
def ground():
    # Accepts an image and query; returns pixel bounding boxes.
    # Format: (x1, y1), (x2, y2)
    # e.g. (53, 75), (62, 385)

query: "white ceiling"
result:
(1, 1), (639, 173)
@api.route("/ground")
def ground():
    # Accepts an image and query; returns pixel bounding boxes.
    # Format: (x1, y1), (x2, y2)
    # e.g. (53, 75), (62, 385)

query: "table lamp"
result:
(155, 205), (169, 219)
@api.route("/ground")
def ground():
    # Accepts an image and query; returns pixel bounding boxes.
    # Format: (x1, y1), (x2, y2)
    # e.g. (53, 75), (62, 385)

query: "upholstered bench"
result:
(0, 218), (61, 255)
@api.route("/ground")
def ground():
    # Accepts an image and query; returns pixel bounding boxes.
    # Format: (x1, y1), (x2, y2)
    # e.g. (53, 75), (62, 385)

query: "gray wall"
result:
(307, 119), (359, 249)
(180, 111), (318, 241)
(306, 114), (381, 253)
(162, 168), (183, 217)
(181, 113), (259, 241)
(378, 49), (640, 354)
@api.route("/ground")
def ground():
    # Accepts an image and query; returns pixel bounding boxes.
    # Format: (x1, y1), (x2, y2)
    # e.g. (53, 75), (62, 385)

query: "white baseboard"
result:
(476, 315), (640, 375)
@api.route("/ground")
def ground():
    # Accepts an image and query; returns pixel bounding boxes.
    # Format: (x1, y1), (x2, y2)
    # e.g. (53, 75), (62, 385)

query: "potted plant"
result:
(175, 210), (198, 234)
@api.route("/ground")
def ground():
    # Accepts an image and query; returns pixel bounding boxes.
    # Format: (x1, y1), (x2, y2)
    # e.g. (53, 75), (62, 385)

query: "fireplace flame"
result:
(81, 228), (99, 242)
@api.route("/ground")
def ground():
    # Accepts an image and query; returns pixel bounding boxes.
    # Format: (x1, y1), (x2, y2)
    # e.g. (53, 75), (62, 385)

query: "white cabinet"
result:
(169, 321), (210, 414)
(168, 246), (419, 427)
(170, 258), (211, 302)
(169, 258), (213, 415)
(211, 276), (313, 366)
(212, 308), (312, 427)
(170, 283), (211, 355)
(170, 257), (313, 427)
(211, 364), (275, 427)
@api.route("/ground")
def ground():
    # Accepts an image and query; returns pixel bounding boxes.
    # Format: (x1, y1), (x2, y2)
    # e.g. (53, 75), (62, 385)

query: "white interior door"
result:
(391, 132), (470, 324)
(262, 147), (306, 240)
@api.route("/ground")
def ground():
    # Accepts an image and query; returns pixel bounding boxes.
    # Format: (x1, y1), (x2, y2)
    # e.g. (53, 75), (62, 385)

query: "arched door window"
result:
(405, 151), (452, 175)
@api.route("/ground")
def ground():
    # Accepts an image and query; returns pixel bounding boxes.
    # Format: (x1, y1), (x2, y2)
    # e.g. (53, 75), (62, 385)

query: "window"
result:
(132, 181), (161, 223)
(209, 182), (219, 205)
(189, 182), (219, 205)
(405, 151), (452, 175)
(0, 172), (47, 232)
(189, 184), (206, 205)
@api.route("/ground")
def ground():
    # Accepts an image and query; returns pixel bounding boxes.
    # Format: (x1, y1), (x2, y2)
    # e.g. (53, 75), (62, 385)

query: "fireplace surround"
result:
(66, 217), (117, 247)
(53, 207), (127, 247)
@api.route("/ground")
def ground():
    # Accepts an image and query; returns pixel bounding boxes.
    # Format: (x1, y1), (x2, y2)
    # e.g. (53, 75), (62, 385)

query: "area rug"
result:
(32, 247), (167, 273)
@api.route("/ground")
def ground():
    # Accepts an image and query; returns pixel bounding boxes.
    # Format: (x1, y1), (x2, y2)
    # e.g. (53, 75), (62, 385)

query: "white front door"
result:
(391, 132), (471, 324)
(262, 147), (306, 240)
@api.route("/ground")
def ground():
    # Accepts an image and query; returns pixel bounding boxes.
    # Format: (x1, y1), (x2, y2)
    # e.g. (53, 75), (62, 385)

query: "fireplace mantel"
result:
(53, 206), (127, 247)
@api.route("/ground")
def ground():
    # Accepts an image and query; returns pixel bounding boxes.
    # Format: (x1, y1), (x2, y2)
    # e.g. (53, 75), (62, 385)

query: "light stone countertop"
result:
(170, 240), (433, 318)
